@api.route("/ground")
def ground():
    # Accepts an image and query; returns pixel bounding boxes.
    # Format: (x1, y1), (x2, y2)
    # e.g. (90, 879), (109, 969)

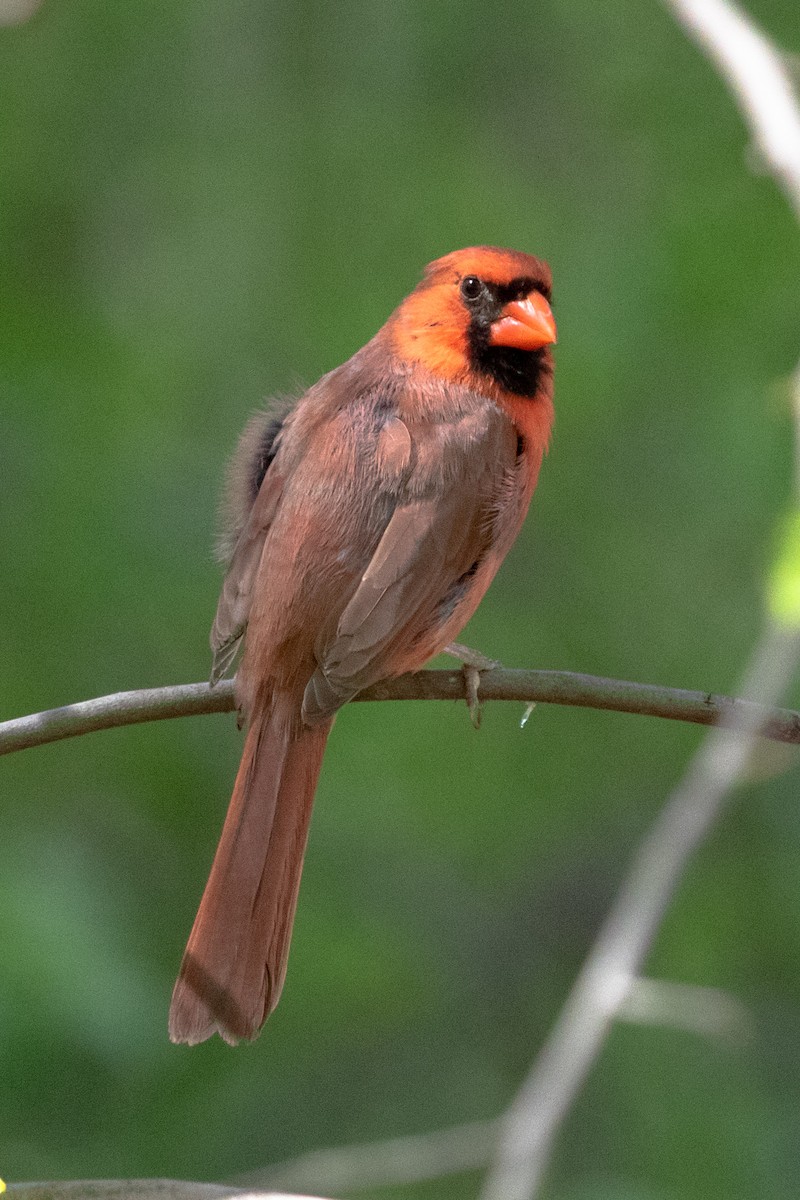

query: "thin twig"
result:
(2, 669), (800, 756)
(5, 1183), (328, 1200)
(668, 0), (800, 219)
(230, 964), (747, 1200)
(234, 1120), (499, 1195)
(620, 977), (752, 1042)
(480, 2), (800, 1196)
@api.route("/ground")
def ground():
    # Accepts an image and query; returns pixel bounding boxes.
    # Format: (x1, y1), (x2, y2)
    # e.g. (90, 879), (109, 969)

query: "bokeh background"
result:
(2, 1), (800, 1197)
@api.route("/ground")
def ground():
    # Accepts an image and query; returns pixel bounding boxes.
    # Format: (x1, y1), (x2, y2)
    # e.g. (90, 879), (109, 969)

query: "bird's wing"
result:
(210, 466), (285, 684)
(302, 415), (514, 722)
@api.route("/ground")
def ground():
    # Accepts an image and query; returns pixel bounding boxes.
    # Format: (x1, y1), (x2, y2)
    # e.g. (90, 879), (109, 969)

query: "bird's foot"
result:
(444, 642), (501, 730)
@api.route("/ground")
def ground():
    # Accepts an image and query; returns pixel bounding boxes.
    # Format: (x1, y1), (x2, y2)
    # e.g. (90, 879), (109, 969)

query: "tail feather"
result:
(169, 704), (332, 1045)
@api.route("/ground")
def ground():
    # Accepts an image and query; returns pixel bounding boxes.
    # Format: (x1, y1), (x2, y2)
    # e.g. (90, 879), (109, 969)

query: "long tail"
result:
(169, 703), (332, 1045)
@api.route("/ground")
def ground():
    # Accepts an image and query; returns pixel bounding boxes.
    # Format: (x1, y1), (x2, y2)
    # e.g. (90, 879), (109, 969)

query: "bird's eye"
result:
(460, 275), (484, 302)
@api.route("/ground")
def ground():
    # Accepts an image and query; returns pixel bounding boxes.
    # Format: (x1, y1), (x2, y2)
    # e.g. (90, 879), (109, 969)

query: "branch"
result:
(668, 0), (800, 220)
(5, 1184), (328, 1200)
(232, 967), (749, 1197)
(236, 1120), (499, 1195)
(2, 669), (800, 757)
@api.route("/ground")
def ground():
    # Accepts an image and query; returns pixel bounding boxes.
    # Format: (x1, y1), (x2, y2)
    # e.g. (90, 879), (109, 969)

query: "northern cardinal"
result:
(169, 246), (557, 1044)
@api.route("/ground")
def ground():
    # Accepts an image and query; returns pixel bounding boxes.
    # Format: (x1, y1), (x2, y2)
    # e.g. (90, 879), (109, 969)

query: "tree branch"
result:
(668, 0), (800, 219)
(2, 669), (800, 756)
(235, 1120), (499, 1195)
(5, 1184), (327, 1200)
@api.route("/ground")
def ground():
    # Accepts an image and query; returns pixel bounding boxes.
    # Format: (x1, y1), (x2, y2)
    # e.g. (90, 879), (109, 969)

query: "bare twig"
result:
(230, 963), (747, 1200)
(619, 976), (752, 1042)
(668, 0), (800, 219)
(0, 0), (44, 26)
(480, 2), (800, 1197)
(234, 1120), (499, 1195)
(3, 669), (800, 756)
(5, 1183), (328, 1200)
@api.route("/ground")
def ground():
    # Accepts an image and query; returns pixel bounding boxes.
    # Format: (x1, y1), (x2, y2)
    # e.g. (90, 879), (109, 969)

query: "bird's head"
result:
(389, 246), (556, 402)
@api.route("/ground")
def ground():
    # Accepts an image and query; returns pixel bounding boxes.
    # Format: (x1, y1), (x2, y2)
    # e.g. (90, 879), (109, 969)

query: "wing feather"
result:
(302, 467), (499, 722)
(210, 468), (284, 683)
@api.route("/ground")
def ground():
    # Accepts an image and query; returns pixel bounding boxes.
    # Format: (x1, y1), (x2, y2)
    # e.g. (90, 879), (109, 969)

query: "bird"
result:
(168, 246), (557, 1045)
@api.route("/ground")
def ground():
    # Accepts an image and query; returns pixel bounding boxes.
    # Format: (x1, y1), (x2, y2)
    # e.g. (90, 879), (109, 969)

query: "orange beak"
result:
(489, 293), (557, 352)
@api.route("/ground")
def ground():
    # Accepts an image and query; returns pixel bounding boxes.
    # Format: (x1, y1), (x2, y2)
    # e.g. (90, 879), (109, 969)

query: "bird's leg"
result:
(444, 642), (501, 730)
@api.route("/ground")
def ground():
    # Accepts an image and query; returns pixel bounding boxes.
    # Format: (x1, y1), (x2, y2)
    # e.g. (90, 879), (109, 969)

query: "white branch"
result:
(235, 1120), (499, 1194)
(620, 976), (752, 1041)
(668, 0), (800, 219)
(5, 1183), (328, 1200)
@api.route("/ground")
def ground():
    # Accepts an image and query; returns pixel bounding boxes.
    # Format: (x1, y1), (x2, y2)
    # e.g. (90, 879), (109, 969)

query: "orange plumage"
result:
(169, 246), (557, 1044)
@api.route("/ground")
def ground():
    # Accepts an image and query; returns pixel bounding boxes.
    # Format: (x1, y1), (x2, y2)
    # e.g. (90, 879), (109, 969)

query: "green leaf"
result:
(770, 510), (800, 627)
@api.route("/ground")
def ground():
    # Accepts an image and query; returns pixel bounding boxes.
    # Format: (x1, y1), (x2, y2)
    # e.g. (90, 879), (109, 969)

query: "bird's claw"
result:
(444, 642), (500, 729)
(463, 663), (484, 729)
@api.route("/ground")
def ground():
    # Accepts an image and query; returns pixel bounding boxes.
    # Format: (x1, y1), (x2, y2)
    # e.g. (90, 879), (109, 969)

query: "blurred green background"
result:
(2, 0), (800, 1196)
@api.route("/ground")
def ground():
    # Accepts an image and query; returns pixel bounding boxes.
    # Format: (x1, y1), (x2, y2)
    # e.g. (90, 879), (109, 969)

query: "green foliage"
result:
(1, 0), (800, 1195)
(770, 508), (800, 626)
